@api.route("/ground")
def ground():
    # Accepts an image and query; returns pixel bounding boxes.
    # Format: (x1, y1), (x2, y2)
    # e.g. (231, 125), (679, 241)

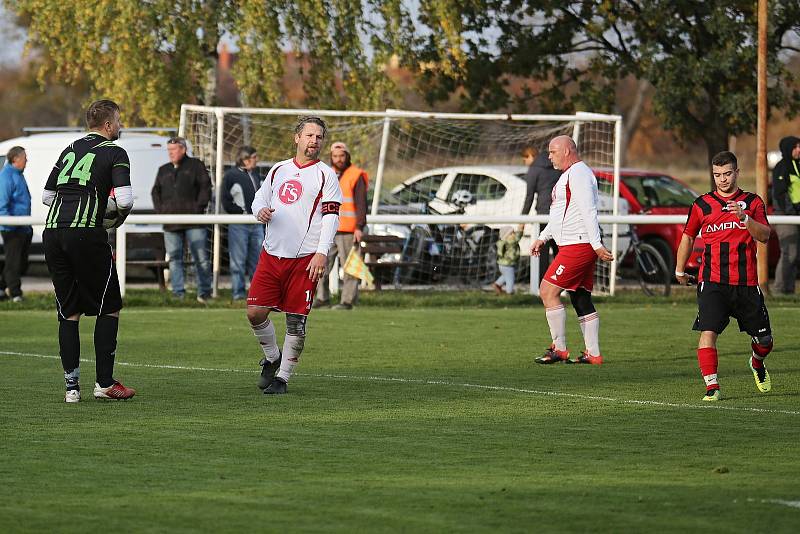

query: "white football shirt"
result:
(539, 160), (603, 248)
(252, 158), (343, 258)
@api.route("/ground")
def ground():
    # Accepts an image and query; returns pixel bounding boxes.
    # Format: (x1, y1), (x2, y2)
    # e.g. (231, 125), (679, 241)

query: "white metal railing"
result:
(5, 213), (799, 297)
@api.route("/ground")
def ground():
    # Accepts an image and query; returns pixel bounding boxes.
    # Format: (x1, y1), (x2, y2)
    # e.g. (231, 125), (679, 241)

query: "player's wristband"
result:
(675, 270), (686, 277)
(742, 214), (749, 225)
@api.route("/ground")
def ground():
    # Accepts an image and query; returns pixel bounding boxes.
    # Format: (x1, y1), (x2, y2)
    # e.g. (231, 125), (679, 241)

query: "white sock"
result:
(277, 333), (304, 382)
(545, 305), (567, 351)
(578, 312), (600, 355)
(251, 319), (280, 362)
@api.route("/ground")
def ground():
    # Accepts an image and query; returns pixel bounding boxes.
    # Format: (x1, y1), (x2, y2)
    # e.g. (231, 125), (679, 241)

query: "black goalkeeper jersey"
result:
(44, 133), (131, 229)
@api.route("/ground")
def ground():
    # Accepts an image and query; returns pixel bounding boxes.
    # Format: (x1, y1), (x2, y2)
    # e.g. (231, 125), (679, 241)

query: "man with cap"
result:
(315, 141), (369, 310)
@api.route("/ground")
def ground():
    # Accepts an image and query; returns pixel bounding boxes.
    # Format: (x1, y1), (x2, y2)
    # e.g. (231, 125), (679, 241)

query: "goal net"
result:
(179, 106), (622, 295)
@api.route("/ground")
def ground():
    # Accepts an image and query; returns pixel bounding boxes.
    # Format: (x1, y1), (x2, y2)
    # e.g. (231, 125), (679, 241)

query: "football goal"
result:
(178, 106), (622, 295)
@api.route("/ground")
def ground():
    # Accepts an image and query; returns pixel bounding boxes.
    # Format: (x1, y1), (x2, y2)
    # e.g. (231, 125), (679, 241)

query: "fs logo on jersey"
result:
(278, 180), (303, 205)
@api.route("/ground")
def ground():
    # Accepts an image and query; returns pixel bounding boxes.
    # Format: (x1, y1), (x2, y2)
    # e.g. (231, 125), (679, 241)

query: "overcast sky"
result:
(0, 5), (25, 67)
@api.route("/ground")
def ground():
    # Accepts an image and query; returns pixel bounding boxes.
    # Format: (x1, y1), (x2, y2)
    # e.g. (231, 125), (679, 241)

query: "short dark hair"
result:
(711, 151), (738, 169)
(235, 145), (257, 167)
(85, 99), (120, 129)
(6, 146), (25, 163)
(294, 116), (327, 138)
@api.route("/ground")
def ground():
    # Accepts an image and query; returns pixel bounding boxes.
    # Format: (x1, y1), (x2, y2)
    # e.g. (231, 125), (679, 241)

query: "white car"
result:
(0, 130), (174, 257)
(373, 165), (630, 257)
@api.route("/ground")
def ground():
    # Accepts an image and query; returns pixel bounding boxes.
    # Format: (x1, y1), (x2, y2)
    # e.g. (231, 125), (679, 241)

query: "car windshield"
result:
(622, 175), (698, 208)
(390, 174), (447, 204)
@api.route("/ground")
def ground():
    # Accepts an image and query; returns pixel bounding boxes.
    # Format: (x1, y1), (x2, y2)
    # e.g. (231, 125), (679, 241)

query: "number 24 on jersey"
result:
(56, 152), (96, 186)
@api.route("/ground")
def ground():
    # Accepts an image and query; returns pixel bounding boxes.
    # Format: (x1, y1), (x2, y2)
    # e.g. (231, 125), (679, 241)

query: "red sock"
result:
(697, 347), (719, 391)
(751, 339), (771, 369)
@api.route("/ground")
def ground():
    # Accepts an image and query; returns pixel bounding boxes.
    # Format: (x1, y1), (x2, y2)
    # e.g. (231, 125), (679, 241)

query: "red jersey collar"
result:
(293, 158), (319, 169)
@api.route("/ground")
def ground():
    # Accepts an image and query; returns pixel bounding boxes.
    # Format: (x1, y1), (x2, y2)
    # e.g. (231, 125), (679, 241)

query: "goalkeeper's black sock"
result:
(95, 315), (119, 388)
(59, 319), (80, 389)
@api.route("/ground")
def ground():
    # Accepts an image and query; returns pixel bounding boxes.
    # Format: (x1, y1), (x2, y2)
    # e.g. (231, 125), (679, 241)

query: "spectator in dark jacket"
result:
(151, 137), (213, 302)
(771, 135), (800, 293)
(222, 145), (265, 300)
(520, 147), (561, 281)
(0, 146), (32, 302)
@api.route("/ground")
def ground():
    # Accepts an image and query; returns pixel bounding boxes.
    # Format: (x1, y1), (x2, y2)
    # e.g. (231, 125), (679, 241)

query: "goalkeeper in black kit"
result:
(42, 99), (136, 403)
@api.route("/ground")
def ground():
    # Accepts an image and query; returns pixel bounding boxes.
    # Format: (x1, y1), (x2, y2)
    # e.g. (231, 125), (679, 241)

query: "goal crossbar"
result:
(179, 104), (622, 123)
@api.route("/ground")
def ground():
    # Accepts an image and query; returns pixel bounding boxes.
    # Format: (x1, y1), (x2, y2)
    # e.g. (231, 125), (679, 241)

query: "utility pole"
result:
(756, 0), (769, 291)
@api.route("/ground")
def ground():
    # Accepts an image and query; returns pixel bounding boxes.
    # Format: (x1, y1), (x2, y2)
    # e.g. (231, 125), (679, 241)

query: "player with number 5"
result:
(530, 135), (614, 366)
(246, 116), (343, 395)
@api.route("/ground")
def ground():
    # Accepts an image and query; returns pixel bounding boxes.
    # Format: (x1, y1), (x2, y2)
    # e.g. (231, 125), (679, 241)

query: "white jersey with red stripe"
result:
(539, 160), (603, 249)
(252, 158), (343, 258)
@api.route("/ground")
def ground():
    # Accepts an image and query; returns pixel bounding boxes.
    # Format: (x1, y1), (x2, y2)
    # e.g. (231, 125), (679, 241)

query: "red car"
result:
(595, 169), (779, 274)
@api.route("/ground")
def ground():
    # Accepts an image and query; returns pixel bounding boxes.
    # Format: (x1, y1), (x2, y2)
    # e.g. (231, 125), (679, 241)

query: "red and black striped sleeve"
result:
(683, 199), (706, 237)
(750, 195), (769, 226)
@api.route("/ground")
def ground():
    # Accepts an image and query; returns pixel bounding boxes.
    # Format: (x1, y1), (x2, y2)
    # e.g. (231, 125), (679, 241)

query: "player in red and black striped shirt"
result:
(675, 151), (773, 401)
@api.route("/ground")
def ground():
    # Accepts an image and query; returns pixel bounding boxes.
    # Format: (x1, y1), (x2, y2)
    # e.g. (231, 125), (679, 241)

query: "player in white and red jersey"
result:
(530, 135), (614, 365)
(245, 116), (343, 395)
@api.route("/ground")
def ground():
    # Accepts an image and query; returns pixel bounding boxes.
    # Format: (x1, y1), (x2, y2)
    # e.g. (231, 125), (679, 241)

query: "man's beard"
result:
(305, 146), (320, 159)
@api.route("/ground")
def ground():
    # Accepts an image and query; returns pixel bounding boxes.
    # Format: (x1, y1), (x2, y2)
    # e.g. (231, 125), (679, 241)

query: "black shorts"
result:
(43, 228), (122, 319)
(692, 282), (771, 337)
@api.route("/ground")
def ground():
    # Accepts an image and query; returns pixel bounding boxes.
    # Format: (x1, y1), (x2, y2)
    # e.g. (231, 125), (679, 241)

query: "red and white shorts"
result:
(543, 243), (597, 291)
(247, 250), (317, 315)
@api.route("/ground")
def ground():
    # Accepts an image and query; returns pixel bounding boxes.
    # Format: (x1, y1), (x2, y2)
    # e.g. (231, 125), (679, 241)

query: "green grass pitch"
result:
(1, 301), (799, 532)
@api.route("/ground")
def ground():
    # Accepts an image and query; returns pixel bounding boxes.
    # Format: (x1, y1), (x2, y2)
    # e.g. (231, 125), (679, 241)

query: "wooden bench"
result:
(122, 232), (169, 291)
(359, 234), (418, 290)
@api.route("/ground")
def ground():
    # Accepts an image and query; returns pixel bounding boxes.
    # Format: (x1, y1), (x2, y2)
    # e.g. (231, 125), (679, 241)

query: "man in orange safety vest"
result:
(315, 141), (369, 310)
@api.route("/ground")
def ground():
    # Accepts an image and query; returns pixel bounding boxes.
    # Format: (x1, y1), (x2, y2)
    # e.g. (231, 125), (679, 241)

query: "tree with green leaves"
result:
(8, 0), (413, 124)
(413, 1), (800, 171)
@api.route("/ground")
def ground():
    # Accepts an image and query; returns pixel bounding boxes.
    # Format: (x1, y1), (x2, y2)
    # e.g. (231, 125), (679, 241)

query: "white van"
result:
(0, 130), (172, 254)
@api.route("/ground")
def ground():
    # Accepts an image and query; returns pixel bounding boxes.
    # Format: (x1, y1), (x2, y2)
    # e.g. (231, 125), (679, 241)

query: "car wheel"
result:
(475, 235), (499, 285)
(399, 226), (431, 284)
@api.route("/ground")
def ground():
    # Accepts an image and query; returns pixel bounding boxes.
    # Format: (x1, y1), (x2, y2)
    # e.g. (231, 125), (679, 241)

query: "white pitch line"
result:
(747, 498), (800, 509)
(2, 350), (799, 416)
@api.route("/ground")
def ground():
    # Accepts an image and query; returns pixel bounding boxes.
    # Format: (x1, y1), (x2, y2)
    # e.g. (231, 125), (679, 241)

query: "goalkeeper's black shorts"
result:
(43, 227), (123, 319)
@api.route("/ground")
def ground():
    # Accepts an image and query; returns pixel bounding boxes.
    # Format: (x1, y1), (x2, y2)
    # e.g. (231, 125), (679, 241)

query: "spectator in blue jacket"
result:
(0, 146), (33, 302)
(221, 145), (265, 300)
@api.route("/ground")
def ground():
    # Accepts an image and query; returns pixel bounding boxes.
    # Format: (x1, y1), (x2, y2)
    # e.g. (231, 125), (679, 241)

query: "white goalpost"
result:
(172, 105), (623, 296)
